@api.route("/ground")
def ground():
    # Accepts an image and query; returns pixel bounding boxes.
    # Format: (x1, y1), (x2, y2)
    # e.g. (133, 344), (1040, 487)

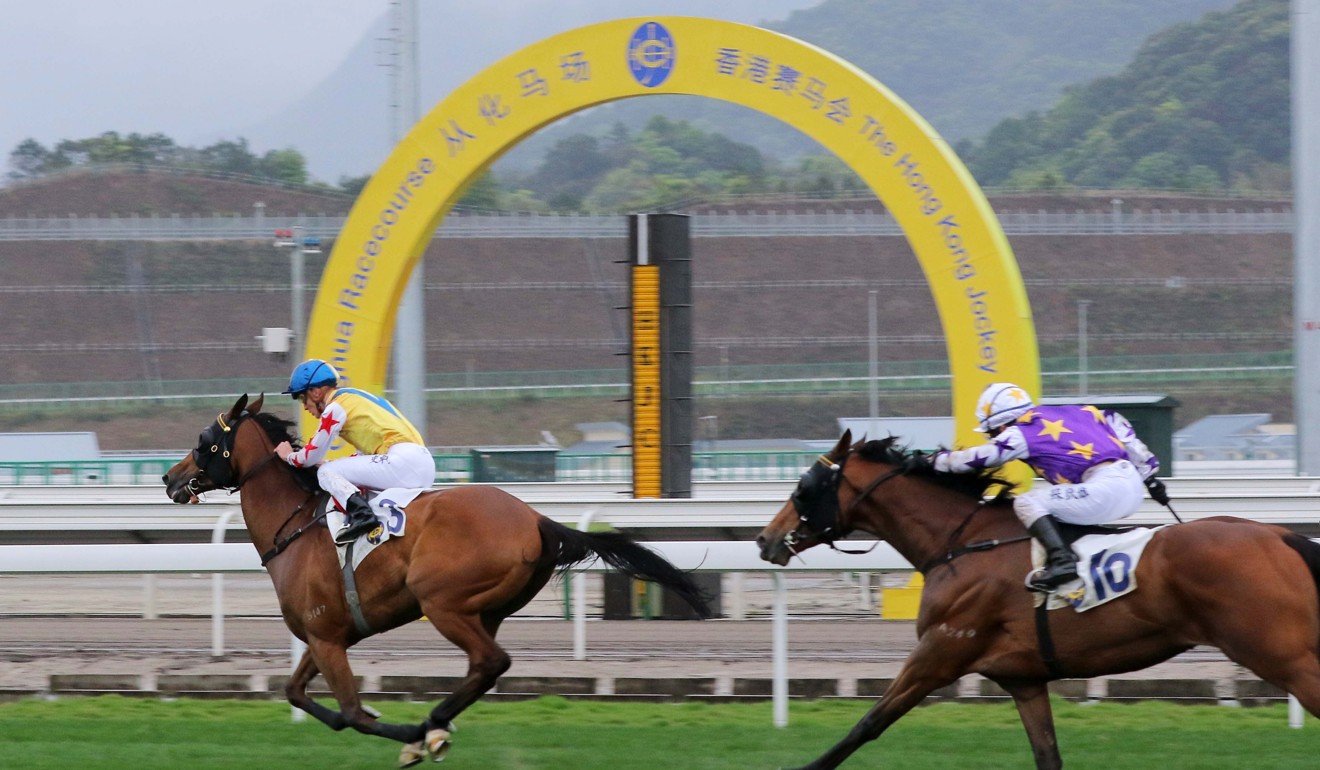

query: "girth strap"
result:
(341, 541), (372, 637)
(1034, 601), (1066, 678)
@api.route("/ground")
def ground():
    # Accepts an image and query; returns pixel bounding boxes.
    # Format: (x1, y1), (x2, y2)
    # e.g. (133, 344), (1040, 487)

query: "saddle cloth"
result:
(1033, 525), (1166, 612)
(331, 487), (424, 571)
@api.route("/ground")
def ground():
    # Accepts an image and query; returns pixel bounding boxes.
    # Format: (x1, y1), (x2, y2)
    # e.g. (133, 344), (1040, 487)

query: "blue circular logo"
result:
(628, 21), (675, 88)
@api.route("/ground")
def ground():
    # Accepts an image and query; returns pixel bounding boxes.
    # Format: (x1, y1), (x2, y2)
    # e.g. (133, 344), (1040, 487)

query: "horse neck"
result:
(232, 425), (313, 561)
(844, 467), (991, 569)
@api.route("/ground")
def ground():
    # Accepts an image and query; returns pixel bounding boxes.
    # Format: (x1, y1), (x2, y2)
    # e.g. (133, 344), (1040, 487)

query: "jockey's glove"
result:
(1144, 476), (1171, 506)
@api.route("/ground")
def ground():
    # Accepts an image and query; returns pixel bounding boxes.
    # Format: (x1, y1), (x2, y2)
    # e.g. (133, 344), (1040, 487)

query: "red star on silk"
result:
(318, 413), (341, 435)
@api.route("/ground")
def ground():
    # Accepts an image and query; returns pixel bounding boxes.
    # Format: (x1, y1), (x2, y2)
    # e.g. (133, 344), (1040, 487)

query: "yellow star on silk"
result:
(1037, 418), (1073, 441)
(1067, 441), (1096, 460)
(1109, 434), (1126, 449)
(1081, 404), (1106, 422)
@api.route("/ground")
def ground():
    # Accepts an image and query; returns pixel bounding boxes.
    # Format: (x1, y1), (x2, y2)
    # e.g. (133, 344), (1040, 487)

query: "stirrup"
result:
(334, 515), (377, 545)
(1025, 567), (1079, 593)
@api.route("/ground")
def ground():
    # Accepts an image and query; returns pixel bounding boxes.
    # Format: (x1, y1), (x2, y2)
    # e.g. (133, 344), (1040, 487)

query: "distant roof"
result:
(1041, 394), (1179, 407)
(1175, 414), (1273, 447)
(575, 421), (628, 432)
(837, 417), (954, 451)
(560, 440), (626, 456)
(0, 432), (100, 462)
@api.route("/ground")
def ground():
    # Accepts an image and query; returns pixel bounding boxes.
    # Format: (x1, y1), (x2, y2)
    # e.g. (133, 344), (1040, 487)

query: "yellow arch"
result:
(305, 16), (1039, 449)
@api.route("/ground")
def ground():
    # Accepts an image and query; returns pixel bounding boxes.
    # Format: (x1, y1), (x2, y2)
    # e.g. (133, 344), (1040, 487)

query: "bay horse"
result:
(162, 394), (710, 765)
(757, 430), (1320, 770)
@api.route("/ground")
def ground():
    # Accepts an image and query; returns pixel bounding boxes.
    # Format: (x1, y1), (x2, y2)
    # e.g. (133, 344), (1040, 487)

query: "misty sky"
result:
(0, 0), (384, 157)
(0, 0), (818, 180)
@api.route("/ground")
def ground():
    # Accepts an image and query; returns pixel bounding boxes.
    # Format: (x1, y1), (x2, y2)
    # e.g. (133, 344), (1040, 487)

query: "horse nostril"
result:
(755, 534), (766, 548)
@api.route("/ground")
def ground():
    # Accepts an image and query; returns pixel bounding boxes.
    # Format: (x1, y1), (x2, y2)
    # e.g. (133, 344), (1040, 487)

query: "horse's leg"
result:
(1000, 680), (1063, 770)
(284, 648), (348, 730)
(791, 634), (976, 770)
(303, 635), (425, 744)
(1221, 640), (1320, 717)
(418, 607), (512, 732)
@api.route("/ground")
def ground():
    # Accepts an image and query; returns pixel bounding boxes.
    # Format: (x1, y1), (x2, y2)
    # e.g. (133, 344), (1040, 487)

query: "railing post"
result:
(211, 509), (238, 658)
(291, 634), (307, 723)
(772, 571), (789, 727)
(573, 507), (599, 660)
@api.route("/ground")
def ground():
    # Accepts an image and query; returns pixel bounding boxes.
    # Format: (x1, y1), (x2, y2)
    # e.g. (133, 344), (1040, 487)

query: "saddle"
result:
(1054, 520), (1136, 547)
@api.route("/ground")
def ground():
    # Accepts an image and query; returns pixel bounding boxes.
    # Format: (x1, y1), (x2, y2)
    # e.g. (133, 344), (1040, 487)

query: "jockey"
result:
(273, 359), (434, 545)
(931, 382), (1167, 592)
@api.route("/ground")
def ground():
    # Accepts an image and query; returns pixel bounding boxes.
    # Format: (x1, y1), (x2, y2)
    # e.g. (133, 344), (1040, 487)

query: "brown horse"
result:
(757, 430), (1320, 770)
(162, 394), (709, 765)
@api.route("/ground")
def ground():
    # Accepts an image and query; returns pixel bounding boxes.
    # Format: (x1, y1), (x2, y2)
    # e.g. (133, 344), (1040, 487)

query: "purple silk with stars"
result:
(1015, 405), (1130, 484)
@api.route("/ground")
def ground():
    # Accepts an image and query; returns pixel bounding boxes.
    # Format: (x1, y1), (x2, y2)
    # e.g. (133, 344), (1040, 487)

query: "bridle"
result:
(784, 450), (902, 557)
(187, 411), (324, 565)
(190, 412), (279, 494)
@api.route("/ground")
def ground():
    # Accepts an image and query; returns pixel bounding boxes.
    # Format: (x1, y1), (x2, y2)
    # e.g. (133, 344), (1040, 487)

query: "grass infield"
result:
(0, 696), (1317, 768)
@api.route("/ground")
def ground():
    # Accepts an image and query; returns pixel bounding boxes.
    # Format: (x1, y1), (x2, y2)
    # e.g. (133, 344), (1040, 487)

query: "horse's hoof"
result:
(424, 728), (452, 762)
(363, 704), (383, 719)
(398, 742), (426, 768)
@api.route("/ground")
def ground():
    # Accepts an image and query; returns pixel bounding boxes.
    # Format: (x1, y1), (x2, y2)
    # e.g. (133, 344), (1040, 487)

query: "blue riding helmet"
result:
(282, 359), (340, 397)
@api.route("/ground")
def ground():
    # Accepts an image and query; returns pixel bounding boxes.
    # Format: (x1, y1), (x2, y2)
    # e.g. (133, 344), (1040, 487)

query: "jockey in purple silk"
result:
(931, 383), (1165, 591)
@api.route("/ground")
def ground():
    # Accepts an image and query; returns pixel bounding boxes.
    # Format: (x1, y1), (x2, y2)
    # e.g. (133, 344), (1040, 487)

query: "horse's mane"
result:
(853, 436), (1014, 503)
(250, 411), (322, 491)
(252, 411), (299, 448)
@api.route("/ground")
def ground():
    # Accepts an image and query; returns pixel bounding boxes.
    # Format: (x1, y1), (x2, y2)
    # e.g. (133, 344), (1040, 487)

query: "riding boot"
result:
(1026, 516), (1079, 592)
(334, 493), (378, 545)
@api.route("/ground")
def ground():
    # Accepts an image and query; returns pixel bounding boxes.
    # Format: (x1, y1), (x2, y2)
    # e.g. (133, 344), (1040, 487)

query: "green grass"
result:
(0, 696), (1318, 769)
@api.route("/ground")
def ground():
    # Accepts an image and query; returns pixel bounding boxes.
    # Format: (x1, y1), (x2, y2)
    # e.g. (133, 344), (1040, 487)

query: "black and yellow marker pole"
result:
(631, 253), (662, 497)
(629, 214), (692, 500)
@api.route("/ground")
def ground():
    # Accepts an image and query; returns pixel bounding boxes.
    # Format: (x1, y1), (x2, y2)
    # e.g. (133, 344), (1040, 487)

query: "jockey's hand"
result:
(274, 441), (293, 461)
(1144, 476), (1171, 506)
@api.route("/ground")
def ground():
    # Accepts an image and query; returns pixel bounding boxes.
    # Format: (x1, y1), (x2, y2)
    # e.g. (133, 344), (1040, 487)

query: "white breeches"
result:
(317, 443), (434, 509)
(1013, 460), (1145, 528)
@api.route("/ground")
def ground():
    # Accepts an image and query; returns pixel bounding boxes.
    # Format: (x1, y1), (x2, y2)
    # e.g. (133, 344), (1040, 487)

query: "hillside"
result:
(963, 0), (1289, 190)
(499, 0), (1238, 174)
(0, 168), (352, 217)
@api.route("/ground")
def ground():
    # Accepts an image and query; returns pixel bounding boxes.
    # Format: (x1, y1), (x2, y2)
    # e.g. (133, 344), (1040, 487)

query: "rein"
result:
(195, 411), (327, 567)
(790, 447), (1029, 568)
(259, 490), (326, 566)
(918, 485), (1032, 574)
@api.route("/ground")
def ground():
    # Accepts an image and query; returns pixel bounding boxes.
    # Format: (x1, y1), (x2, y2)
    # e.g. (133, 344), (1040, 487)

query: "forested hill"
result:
(502, 0), (1236, 169)
(961, 0), (1289, 190)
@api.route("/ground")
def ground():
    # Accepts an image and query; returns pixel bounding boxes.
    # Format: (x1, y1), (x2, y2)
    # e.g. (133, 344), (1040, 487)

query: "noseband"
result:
(191, 412), (279, 493)
(785, 451), (902, 556)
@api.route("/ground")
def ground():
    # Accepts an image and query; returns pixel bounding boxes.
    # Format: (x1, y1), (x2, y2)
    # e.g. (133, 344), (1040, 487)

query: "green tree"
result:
(259, 148), (308, 186)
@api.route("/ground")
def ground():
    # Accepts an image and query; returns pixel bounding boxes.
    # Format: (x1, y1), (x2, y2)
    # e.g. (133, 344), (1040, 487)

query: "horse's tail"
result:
(1283, 532), (1320, 607)
(536, 517), (713, 619)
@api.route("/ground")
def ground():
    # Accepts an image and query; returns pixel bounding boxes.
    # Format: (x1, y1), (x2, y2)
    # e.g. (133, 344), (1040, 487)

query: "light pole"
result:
(274, 227), (321, 423)
(1077, 299), (1092, 397)
(273, 226), (321, 362)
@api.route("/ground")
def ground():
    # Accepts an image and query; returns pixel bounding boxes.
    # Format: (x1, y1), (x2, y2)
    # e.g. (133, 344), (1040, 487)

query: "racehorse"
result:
(757, 430), (1320, 770)
(163, 394), (710, 766)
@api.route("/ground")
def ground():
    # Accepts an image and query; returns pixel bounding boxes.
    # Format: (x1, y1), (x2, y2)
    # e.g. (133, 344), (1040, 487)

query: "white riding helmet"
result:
(974, 382), (1035, 432)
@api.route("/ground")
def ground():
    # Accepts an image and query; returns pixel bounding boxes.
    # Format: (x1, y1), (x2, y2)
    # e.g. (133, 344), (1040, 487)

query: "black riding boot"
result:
(1026, 516), (1079, 591)
(334, 493), (378, 545)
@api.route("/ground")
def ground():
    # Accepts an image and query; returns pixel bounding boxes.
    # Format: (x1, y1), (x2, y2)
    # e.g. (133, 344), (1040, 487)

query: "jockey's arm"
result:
(1105, 410), (1159, 479)
(285, 401), (349, 468)
(932, 426), (1029, 473)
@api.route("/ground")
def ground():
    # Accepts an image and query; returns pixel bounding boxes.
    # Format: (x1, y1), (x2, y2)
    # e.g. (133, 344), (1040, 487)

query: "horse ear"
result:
(229, 394), (249, 420)
(834, 429), (852, 456)
(248, 393), (265, 414)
